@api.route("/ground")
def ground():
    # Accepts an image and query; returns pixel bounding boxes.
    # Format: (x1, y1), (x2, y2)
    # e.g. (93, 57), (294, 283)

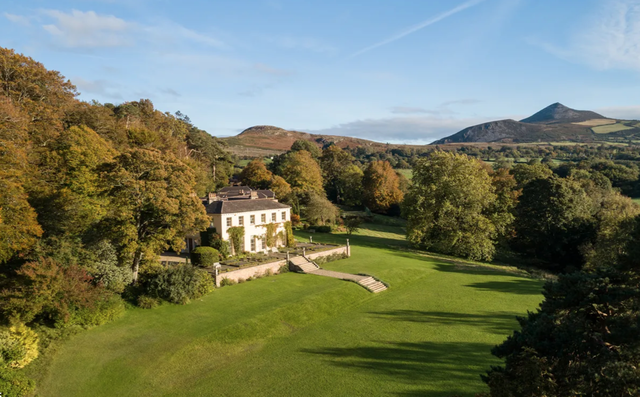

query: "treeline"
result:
(0, 48), (232, 395)
(404, 152), (639, 272)
(238, 139), (408, 222)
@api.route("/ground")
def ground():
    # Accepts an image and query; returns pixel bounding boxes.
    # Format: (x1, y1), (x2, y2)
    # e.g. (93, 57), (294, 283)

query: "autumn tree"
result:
(240, 159), (273, 189)
(0, 99), (42, 264)
(280, 150), (324, 196)
(362, 160), (403, 213)
(270, 175), (292, 201)
(101, 149), (208, 283)
(404, 152), (511, 261)
(339, 164), (364, 207)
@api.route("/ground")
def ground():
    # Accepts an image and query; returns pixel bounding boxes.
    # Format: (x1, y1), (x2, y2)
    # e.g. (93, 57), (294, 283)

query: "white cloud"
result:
(534, 0), (640, 72)
(41, 9), (132, 48)
(309, 115), (494, 144)
(596, 105), (640, 120)
(72, 76), (123, 99)
(3, 12), (31, 26)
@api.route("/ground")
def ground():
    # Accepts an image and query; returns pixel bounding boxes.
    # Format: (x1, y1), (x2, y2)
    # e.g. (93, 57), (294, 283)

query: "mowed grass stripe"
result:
(37, 224), (544, 397)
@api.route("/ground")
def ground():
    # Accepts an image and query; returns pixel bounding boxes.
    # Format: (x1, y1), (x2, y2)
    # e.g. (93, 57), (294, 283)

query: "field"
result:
(572, 119), (616, 127)
(633, 198), (640, 206)
(592, 123), (635, 134)
(35, 223), (544, 397)
(397, 168), (413, 180)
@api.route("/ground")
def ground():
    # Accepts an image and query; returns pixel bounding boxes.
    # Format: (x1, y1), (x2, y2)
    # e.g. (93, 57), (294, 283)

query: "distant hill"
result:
(222, 125), (398, 156)
(433, 103), (640, 144)
(520, 102), (604, 124)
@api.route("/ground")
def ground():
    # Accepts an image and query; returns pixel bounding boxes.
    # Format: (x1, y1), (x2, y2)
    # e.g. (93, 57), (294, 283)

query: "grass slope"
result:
(37, 224), (543, 397)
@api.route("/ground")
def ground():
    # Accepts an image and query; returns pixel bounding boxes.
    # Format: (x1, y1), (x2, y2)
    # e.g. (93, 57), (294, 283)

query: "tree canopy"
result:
(362, 160), (403, 214)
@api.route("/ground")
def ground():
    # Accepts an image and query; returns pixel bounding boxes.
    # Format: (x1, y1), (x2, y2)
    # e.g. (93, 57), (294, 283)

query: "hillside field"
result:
(34, 223), (544, 397)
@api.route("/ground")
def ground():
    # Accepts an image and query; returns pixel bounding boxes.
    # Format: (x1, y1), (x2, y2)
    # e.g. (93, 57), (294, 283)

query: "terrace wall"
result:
(216, 260), (286, 287)
(305, 246), (350, 261)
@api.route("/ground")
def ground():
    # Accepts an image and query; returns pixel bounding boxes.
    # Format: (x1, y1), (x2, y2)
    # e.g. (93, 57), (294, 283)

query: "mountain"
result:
(520, 102), (604, 124)
(433, 103), (639, 144)
(221, 125), (397, 156)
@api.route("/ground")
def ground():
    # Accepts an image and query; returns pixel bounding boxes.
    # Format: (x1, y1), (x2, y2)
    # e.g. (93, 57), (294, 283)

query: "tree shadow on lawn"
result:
(302, 340), (495, 397)
(465, 279), (543, 295)
(368, 310), (523, 336)
(296, 229), (408, 251)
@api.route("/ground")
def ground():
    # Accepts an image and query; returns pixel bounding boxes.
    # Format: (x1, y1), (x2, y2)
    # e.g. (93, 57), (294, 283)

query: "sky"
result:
(2, 0), (640, 144)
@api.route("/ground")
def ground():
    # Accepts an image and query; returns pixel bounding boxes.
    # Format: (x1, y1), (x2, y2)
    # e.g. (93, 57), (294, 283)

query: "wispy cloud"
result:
(349, 0), (485, 58)
(533, 0), (640, 72)
(390, 99), (480, 116)
(310, 115), (493, 144)
(5, 9), (226, 50)
(41, 9), (132, 48)
(3, 12), (31, 26)
(596, 105), (640, 120)
(72, 76), (123, 99)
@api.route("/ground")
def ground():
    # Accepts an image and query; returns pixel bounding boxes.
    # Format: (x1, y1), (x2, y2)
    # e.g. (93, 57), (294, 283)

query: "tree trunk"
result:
(132, 250), (143, 284)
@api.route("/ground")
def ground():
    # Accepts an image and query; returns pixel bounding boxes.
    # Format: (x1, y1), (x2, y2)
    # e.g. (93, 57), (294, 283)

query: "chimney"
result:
(250, 191), (258, 199)
(208, 192), (218, 204)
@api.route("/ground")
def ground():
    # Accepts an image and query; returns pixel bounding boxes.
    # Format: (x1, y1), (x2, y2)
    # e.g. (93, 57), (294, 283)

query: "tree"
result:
(512, 177), (595, 271)
(280, 150), (324, 196)
(511, 163), (553, 189)
(320, 145), (355, 203)
(362, 160), (404, 213)
(344, 217), (363, 235)
(290, 139), (321, 158)
(339, 164), (364, 207)
(0, 99), (42, 263)
(404, 152), (501, 261)
(270, 175), (292, 201)
(239, 159), (273, 189)
(304, 193), (339, 225)
(101, 149), (209, 283)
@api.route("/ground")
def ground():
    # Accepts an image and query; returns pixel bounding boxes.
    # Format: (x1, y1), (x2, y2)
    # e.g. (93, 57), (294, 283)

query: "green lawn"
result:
(633, 198), (640, 206)
(36, 224), (544, 397)
(397, 168), (413, 180)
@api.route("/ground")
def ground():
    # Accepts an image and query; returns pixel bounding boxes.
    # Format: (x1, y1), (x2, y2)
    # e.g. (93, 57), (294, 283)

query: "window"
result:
(281, 211), (286, 221)
(250, 215), (255, 225)
(271, 212), (276, 222)
(226, 217), (232, 227)
(250, 236), (256, 252)
(261, 235), (266, 250)
(238, 216), (244, 226)
(261, 213), (266, 223)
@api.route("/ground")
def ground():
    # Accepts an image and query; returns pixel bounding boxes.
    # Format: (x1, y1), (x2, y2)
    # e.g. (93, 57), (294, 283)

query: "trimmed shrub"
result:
(279, 264), (290, 273)
(284, 221), (296, 247)
(190, 246), (220, 268)
(201, 228), (230, 258)
(137, 295), (160, 309)
(143, 264), (214, 305)
(315, 225), (332, 233)
(0, 323), (39, 369)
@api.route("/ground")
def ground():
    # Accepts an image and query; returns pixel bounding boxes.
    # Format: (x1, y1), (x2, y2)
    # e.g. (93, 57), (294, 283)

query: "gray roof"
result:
(206, 199), (290, 214)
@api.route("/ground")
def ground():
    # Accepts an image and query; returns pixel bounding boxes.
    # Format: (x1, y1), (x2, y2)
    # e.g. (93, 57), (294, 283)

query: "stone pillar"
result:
(310, 236), (313, 243)
(302, 247), (306, 258)
(346, 239), (350, 257)
(214, 263), (221, 288)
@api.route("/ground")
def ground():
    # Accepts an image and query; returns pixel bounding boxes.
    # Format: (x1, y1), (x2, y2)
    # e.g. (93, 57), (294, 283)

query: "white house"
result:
(186, 186), (291, 255)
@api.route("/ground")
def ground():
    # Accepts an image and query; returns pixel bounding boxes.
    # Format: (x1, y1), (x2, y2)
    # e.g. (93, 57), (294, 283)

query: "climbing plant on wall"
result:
(284, 221), (295, 248)
(227, 227), (245, 255)
(264, 223), (277, 248)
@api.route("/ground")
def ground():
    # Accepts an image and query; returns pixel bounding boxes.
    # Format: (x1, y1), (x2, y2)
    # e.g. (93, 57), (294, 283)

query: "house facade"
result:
(193, 186), (291, 255)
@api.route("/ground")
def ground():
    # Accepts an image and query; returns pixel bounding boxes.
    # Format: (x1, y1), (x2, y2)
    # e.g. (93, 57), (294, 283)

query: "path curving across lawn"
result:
(35, 224), (544, 397)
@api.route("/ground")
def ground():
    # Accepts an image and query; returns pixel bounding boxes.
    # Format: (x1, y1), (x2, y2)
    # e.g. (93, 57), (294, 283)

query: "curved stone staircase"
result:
(290, 255), (387, 293)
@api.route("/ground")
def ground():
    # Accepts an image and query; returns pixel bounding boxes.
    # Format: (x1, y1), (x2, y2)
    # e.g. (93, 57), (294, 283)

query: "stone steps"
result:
(358, 278), (387, 293)
(298, 263), (319, 273)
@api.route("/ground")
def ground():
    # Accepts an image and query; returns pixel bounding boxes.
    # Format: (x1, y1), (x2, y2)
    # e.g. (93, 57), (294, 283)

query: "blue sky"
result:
(2, 0), (640, 143)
